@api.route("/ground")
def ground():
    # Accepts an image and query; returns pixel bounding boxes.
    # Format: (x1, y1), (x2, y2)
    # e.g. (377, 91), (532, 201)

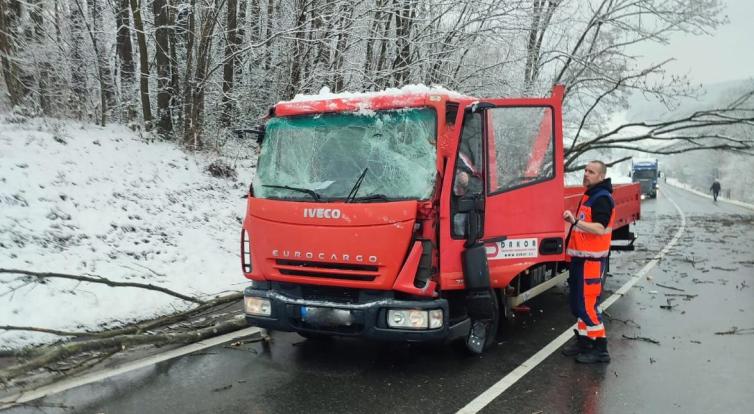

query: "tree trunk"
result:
(69, 3), (88, 120)
(332, 3), (354, 92)
(0, 0), (29, 107)
(168, 0), (180, 126)
(184, 1), (220, 149)
(153, 0), (174, 136)
(286, 0), (309, 99)
(524, 0), (558, 92)
(363, 0), (386, 89)
(130, 0), (153, 129)
(115, 0), (136, 121)
(29, 0), (52, 114)
(182, 0), (197, 142)
(221, 0), (240, 127)
(375, 1), (393, 89)
(264, 0), (275, 71)
(81, 0), (115, 126)
(392, 0), (416, 87)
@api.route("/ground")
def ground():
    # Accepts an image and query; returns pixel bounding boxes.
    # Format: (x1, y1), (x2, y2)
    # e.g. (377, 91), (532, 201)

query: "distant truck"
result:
(631, 159), (659, 198)
(239, 85), (641, 353)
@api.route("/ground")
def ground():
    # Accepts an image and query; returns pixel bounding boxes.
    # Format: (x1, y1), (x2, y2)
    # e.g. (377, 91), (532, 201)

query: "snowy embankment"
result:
(0, 116), (255, 349)
(665, 178), (754, 211)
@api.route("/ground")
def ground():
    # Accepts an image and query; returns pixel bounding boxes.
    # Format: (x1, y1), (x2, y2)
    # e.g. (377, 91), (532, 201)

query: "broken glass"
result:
(254, 108), (437, 201)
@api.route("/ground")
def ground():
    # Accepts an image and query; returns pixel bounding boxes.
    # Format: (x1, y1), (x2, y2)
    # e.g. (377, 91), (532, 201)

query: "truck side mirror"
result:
(465, 210), (483, 246)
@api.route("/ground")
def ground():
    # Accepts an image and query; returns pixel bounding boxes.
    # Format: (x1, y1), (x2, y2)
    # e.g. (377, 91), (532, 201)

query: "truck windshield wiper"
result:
(262, 184), (321, 201)
(348, 194), (390, 202)
(346, 168), (368, 203)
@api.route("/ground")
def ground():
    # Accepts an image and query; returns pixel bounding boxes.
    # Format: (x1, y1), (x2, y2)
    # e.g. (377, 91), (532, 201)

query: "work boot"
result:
(561, 330), (593, 356)
(576, 337), (610, 363)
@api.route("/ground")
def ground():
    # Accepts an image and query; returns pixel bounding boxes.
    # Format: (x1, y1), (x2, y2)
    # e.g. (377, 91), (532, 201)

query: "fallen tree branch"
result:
(0, 268), (203, 304)
(1, 293), (243, 353)
(45, 347), (120, 377)
(0, 317), (250, 382)
(622, 334), (661, 345)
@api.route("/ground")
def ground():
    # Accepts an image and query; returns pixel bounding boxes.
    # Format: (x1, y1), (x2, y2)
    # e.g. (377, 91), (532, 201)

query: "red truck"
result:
(240, 85), (640, 353)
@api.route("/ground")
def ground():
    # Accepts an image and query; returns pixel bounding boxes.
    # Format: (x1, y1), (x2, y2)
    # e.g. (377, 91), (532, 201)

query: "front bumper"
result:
(243, 282), (469, 342)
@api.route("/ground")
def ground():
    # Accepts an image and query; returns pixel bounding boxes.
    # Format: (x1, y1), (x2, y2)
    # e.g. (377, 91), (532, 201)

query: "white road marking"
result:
(0, 326), (261, 409)
(457, 192), (687, 414)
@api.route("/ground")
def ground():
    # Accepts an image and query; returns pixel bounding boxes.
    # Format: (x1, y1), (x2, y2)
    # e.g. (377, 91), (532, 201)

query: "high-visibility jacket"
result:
(567, 188), (615, 258)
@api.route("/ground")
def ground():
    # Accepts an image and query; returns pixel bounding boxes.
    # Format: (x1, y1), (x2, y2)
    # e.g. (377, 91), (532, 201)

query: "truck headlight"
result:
(387, 309), (443, 330)
(245, 296), (271, 316)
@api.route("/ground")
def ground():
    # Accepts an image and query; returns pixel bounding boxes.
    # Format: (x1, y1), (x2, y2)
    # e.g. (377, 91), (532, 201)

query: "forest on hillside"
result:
(1, 0), (752, 170)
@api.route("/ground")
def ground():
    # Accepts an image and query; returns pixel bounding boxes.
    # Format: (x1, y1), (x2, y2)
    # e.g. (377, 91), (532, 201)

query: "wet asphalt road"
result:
(8, 183), (754, 414)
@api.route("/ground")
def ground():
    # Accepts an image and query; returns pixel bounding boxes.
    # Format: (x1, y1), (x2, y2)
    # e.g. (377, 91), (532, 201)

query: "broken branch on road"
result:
(0, 318), (251, 383)
(665, 293), (698, 301)
(655, 283), (685, 292)
(715, 327), (754, 336)
(622, 334), (661, 345)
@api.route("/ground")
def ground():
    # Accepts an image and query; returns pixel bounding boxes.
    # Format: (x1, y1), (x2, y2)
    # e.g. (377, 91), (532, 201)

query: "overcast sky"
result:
(636, 0), (754, 85)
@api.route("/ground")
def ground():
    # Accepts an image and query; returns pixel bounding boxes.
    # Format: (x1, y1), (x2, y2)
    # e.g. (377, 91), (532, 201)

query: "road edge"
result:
(0, 326), (261, 409)
(456, 191), (687, 414)
(665, 179), (754, 211)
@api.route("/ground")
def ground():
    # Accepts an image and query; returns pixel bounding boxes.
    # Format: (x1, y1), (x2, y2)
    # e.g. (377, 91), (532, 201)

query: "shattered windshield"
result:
(253, 108), (437, 201)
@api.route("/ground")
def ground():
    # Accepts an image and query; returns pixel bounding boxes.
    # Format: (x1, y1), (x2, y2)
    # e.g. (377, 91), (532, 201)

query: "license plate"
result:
(300, 306), (353, 326)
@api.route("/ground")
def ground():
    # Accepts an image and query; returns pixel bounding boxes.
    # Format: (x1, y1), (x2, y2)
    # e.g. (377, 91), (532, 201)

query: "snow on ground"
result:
(0, 115), (257, 349)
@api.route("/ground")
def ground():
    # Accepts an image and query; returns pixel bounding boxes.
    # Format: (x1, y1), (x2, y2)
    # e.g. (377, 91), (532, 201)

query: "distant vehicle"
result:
(631, 159), (659, 198)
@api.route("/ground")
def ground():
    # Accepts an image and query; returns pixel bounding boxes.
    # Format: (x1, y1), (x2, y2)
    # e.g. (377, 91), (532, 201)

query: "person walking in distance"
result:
(710, 179), (721, 202)
(561, 161), (615, 363)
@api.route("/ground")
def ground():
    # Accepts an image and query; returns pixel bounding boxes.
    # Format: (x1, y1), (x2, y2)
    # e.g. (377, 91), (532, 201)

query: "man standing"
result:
(561, 160), (614, 363)
(710, 179), (721, 202)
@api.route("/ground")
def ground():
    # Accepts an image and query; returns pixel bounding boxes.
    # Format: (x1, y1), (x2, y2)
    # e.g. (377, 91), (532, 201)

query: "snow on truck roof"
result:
(274, 85), (470, 117)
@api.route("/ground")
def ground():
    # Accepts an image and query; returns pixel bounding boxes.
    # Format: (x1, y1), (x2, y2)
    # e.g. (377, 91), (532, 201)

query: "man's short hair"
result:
(589, 160), (607, 175)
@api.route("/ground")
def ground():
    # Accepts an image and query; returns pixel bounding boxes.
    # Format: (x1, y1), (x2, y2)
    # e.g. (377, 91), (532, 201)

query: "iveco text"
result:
(303, 208), (342, 219)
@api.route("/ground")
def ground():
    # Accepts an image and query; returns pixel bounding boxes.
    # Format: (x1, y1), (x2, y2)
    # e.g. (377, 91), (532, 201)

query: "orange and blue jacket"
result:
(567, 179), (615, 259)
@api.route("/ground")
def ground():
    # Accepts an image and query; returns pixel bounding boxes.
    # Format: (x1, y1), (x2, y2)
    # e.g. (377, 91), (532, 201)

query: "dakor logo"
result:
(304, 208), (342, 219)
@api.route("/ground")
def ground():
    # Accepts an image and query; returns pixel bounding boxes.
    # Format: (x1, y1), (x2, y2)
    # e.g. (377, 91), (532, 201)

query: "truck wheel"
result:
(463, 291), (500, 354)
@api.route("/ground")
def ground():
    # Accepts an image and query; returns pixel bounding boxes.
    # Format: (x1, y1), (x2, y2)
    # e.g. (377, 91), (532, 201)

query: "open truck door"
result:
(447, 86), (566, 353)
(480, 85), (566, 292)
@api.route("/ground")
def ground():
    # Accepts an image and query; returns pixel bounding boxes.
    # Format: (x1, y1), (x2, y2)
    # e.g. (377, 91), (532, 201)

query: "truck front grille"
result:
(274, 259), (379, 282)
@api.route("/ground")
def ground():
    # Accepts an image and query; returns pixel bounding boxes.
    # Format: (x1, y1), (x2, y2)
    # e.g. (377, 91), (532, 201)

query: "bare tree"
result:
(220, 0), (241, 126)
(115, 0), (137, 121)
(154, 0), (175, 136)
(184, 0), (223, 148)
(0, 0), (30, 107)
(391, 0), (417, 86)
(69, 1), (89, 120)
(130, 0), (154, 129)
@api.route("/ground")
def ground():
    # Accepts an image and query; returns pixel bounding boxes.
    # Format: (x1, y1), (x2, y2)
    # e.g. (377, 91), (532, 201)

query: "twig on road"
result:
(622, 334), (661, 345)
(715, 327), (754, 336)
(602, 311), (641, 328)
(665, 293), (697, 300)
(656, 283), (685, 292)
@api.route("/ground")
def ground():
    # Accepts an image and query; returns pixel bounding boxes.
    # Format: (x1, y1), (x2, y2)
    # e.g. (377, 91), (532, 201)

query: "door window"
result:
(488, 107), (554, 193)
(451, 112), (484, 238)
